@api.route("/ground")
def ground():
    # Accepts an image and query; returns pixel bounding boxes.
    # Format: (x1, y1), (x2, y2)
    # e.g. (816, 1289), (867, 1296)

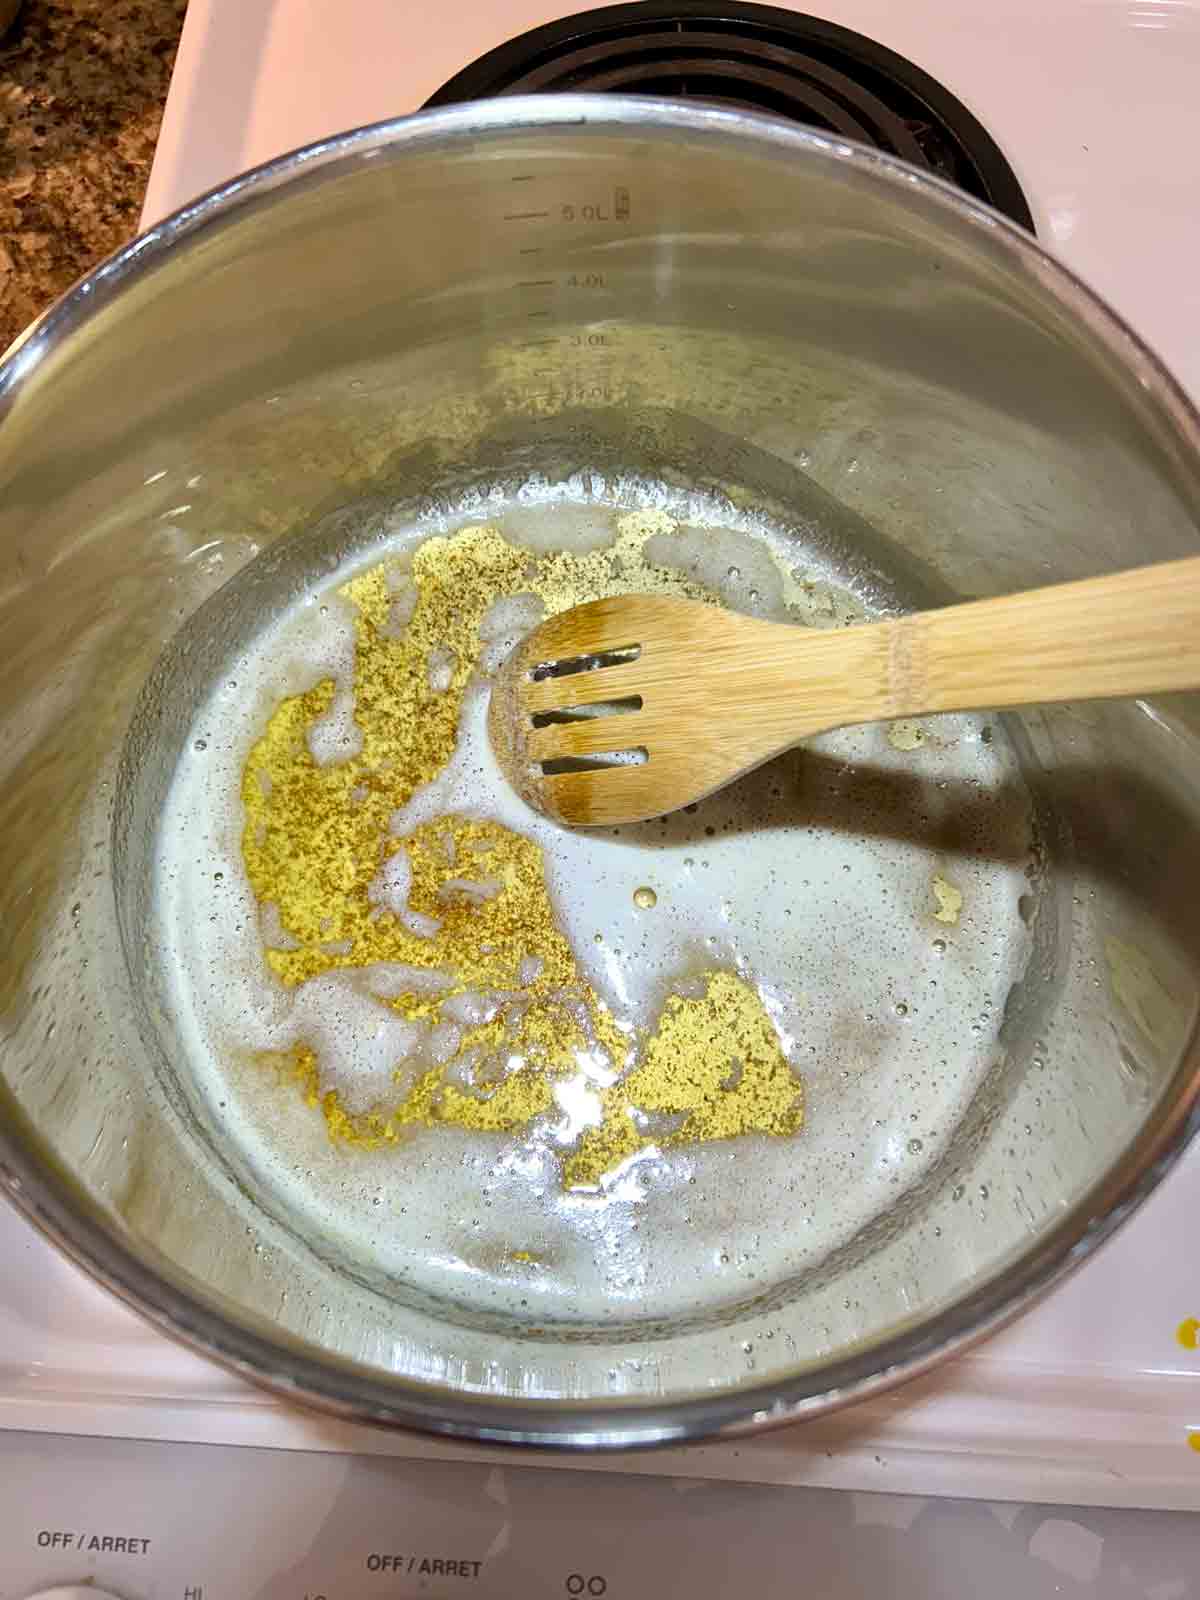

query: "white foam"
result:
(358, 962), (451, 998)
(479, 593), (546, 674)
(426, 644), (455, 694)
(289, 973), (428, 1112)
(644, 523), (787, 619)
(152, 498), (1038, 1323)
(366, 849), (442, 938)
(259, 900), (299, 951)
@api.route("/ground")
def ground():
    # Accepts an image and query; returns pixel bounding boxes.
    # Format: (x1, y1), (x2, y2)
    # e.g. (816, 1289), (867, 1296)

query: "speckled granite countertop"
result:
(0, 0), (186, 353)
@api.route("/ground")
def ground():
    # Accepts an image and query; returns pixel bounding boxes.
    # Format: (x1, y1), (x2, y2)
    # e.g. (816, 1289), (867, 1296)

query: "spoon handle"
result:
(882, 553), (1200, 721)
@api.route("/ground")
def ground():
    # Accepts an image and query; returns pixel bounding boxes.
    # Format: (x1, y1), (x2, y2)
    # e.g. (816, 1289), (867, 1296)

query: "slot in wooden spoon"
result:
(487, 554), (1200, 826)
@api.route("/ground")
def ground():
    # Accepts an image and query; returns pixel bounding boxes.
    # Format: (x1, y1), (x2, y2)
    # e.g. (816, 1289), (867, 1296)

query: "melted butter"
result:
(240, 515), (805, 1186)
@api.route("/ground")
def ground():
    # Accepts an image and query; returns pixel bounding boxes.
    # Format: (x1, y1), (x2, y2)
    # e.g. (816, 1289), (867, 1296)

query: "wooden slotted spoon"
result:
(487, 555), (1200, 827)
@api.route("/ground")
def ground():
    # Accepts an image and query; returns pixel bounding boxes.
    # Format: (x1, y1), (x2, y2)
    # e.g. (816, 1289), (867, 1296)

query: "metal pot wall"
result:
(1, 98), (1199, 1448)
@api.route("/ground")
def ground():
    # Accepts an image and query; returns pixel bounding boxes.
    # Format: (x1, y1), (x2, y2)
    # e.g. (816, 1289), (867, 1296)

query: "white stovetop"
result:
(4, 0), (1199, 1518)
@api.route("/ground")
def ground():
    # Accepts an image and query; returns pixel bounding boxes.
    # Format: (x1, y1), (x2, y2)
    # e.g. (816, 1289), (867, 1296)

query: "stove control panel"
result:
(3, 1427), (1195, 1599)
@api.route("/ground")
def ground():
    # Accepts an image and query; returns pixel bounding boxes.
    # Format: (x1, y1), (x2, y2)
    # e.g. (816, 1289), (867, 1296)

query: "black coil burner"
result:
(426, 1), (1034, 232)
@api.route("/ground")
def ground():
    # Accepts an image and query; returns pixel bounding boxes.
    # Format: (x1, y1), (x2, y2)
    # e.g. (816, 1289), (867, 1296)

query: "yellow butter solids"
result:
(240, 517), (805, 1187)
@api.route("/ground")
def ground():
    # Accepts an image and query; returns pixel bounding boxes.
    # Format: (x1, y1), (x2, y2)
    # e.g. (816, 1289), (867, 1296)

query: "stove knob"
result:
(26, 1589), (131, 1600)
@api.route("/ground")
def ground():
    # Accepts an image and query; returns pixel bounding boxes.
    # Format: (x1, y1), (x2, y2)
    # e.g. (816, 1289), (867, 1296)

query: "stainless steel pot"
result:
(2, 97), (1199, 1449)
